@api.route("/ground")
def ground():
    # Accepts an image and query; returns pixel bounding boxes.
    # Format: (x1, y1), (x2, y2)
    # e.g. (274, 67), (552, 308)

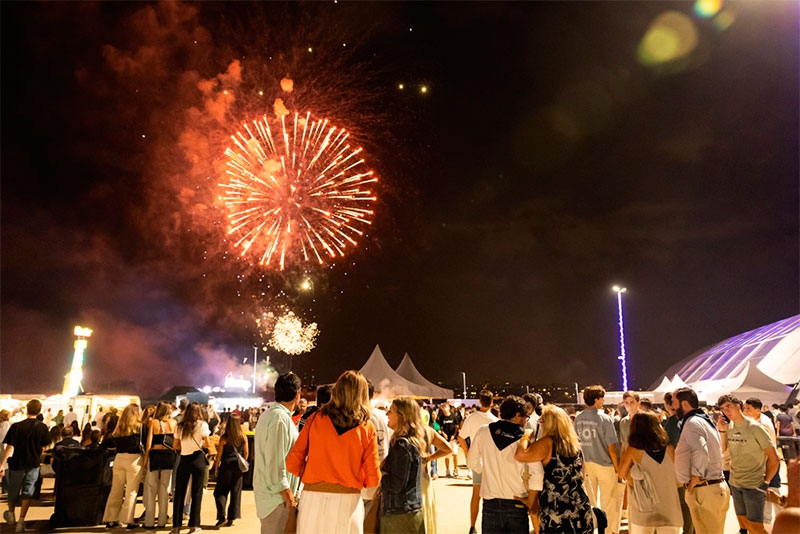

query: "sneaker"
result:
(468, 527), (477, 534)
(188, 528), (202, 533)
(225, 521), (234, 527)
(215, 519), (226, 527)
(4, 510), (15, 526)
(15, 520), (25, 533)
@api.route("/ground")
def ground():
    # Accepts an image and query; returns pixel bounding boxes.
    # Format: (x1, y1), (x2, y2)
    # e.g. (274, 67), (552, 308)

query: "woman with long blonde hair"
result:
(381, 397), (425, 533)
(287, 370), (381, 534)
(516, 405), (594, 533)
(102, 403), (145, 529)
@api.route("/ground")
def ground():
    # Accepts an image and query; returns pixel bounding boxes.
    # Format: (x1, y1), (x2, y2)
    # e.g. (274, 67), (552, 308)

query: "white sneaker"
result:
(3, 510), (15, 526)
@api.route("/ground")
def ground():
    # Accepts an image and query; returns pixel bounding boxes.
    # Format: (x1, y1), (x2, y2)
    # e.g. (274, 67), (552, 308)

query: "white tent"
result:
(395, 353), (454, 398)
(695, 362), (792, 406)
(358, 345), (452, 398)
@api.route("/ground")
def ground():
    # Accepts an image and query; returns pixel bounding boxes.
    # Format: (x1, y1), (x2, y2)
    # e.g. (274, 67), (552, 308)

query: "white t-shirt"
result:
(460, 409), (499, 445)
(176, 421), (210, 456)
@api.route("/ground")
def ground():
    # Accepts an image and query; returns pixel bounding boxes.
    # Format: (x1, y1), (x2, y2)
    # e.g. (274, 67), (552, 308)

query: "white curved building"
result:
(650, 315), (799, 405)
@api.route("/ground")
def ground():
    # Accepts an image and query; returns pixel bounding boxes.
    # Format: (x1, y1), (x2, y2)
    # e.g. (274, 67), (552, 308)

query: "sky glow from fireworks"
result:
(218, 111), (378, 270)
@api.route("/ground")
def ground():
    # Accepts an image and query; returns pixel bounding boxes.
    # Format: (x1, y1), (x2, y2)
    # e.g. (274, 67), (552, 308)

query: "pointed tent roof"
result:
(652, 376), (673, 392)
(396, 353), (454, 398)
(358, 345), (452, 398)
(696, 362), (792, 406)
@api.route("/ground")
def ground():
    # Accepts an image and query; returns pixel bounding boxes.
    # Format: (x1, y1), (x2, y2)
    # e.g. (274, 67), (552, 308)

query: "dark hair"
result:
(61, 426), (74, 439)
(499, 395), (527, 421)
(675, 388), (699, 409)
(622, 391), (640, 402)
(479, 390), (494, 408)
(316, 385), (333, 405)
(26, 399), (43, 416)
(628, 412), (669, 451)
(275, 372), (302, 403)
(583, 385), (606, 407)
(663, 391), (673, 405)
(178, 402), (203, 439)
(522, 393), (538, 409)
(223, 414), (245, 447)
(745, 398), (763, 410)
(640, 399), (653, 411)
(367, 379), (375, 399)
(717, 394), (742, 409)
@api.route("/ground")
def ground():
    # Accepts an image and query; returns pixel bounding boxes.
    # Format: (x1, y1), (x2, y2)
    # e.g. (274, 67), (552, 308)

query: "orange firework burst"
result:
(218, 111), (377, 270)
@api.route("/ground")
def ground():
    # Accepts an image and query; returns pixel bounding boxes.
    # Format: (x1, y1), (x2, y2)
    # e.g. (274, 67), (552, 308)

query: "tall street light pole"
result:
(252, 346), (258, 394)
(612, 286), (629, 392)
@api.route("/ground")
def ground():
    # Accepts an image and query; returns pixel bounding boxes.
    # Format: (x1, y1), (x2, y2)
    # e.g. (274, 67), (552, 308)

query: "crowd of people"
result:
(0, 376), (799, 534)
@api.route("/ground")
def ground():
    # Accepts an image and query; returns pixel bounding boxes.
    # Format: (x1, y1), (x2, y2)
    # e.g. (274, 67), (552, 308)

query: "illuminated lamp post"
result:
(612, 286), (629, 392)
(62, 326), (92, 398)
(252, 346), (258, 394)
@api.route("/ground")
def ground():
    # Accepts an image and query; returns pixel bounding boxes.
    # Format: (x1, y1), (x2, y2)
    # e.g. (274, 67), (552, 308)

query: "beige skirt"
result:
(297, 490), (364, 534)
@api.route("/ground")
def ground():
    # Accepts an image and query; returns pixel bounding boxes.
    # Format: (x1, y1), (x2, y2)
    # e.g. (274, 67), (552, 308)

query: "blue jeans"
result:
(481, 498), (529, 534)
(730, 484), (765, 523)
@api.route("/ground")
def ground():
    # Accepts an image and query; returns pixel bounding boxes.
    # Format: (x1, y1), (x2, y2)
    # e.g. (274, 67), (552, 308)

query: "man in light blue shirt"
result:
(254, 372), (302, 534)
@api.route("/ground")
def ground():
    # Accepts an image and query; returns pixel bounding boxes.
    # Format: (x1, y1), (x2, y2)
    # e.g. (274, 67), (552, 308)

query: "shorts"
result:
(6, 468), (40, 503)
(472, 470), (482, 485)
(730, 484), (765, 523)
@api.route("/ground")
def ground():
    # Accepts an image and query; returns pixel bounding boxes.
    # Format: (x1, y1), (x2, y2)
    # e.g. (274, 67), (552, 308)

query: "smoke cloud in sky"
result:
(2, 2), (797, 396)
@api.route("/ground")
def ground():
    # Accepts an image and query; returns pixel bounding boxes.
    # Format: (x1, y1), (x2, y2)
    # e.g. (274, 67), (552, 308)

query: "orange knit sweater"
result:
(286, 413), (381, 490)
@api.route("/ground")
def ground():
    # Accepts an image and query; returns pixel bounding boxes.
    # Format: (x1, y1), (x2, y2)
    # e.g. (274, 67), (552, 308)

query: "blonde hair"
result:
(320, 370), (371, 428)
(539, 405), (581, 458)
(390, 397), (425, 455)
(113, 403), (141, 438)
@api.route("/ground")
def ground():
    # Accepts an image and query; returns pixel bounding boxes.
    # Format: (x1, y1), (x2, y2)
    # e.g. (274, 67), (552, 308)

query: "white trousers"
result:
(584, 461), (623, 534)
(103, 452), (144, 525)
(144, 468), (172, 527)
(297, 491), (363, 534)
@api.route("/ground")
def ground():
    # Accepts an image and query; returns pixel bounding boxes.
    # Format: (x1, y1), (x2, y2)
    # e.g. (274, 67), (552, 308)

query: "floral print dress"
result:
(539, 451), (594, 533)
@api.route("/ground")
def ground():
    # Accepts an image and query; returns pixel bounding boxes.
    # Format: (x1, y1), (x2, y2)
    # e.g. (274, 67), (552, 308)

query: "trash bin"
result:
(777, 436), (800, 461)
(49, 447), (113, 528)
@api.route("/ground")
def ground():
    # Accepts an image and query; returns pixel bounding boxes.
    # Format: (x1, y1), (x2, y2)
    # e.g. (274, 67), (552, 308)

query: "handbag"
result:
(363, 486), (381, 534)
(235, 445), (249, 473)
(191, 433), (211, 466)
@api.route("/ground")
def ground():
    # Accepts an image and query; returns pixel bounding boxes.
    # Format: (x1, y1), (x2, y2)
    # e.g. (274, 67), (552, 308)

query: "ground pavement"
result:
(0, 454), (776, 533)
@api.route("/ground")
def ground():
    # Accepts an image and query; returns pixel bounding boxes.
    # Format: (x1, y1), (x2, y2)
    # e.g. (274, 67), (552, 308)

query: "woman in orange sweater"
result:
(287, 370), (381, 534)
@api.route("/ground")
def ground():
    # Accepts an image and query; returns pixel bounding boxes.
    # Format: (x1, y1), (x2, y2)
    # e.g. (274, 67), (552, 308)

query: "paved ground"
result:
(1, 454), (781, 533)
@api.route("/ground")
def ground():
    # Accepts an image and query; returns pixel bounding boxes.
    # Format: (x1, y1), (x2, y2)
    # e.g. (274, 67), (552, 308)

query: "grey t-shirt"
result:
(574, 409), (618, 467)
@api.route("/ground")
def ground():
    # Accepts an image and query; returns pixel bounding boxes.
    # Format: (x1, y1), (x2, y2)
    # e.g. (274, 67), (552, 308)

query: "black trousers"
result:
(213, 462), (243, 521)
(173, 451), (206, 528)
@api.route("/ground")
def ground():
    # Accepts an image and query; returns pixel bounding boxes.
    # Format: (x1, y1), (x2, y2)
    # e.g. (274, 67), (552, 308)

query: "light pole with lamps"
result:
(612, 285), (629, 392)
(252, 346), (259, 394)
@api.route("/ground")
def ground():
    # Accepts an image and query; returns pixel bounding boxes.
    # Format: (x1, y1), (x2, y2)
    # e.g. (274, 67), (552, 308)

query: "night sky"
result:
(2, 1), (798, 398)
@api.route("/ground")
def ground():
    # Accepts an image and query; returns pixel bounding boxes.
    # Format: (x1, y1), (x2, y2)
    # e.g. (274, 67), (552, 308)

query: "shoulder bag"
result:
(234, 442), (249, 473)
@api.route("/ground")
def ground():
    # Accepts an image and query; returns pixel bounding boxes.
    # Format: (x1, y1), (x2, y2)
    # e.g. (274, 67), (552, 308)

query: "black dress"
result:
(213, 440), (245, 523)
(539, 451), (594, 533)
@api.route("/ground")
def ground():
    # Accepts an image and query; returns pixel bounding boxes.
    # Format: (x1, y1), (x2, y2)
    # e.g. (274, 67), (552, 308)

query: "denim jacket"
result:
(380, 437), (422, 515)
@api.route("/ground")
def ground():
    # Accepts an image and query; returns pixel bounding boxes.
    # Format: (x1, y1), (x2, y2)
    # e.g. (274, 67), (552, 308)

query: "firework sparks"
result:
(218, 110), (377, 270)
(264, 310), (319, 355)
